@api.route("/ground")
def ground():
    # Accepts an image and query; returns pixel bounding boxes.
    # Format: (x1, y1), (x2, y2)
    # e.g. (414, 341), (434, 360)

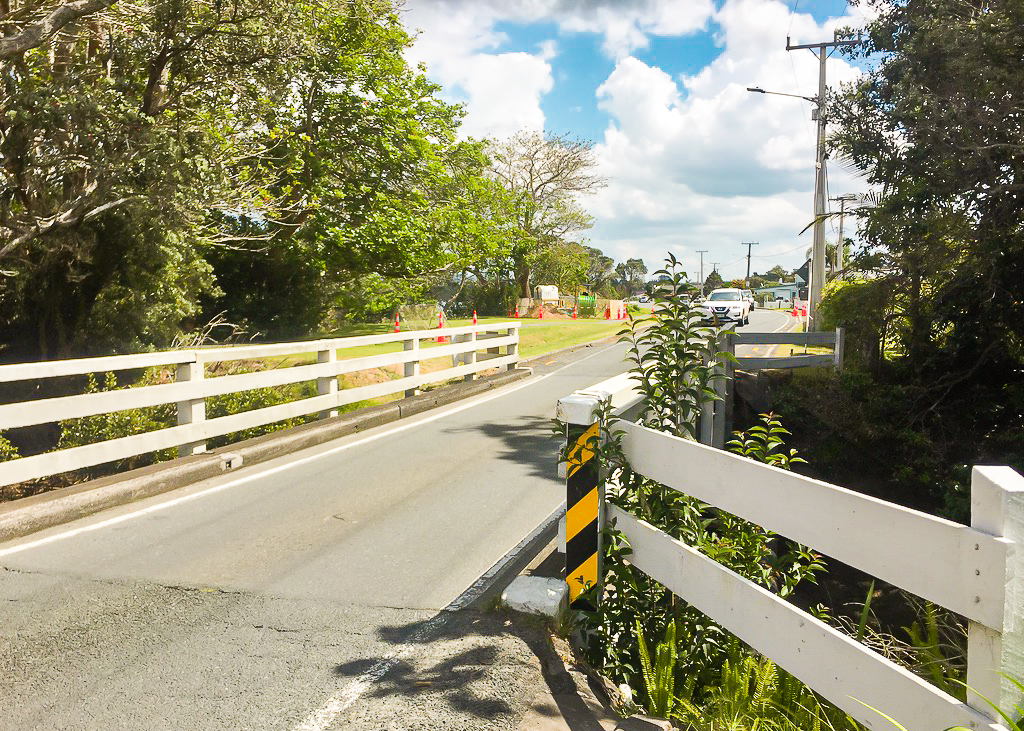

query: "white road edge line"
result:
(0, 341), (621, 559)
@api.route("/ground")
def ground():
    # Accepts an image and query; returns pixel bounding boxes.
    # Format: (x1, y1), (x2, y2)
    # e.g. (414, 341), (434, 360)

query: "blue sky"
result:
(403, 0), (873, 284)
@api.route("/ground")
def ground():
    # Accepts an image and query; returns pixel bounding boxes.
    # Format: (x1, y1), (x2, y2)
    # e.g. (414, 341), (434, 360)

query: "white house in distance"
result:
(755, 260), (808, 303)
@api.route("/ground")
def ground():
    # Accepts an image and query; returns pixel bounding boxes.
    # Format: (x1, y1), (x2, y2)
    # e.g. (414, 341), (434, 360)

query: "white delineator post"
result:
(175, 359), (206, 457)
(556, 389), (607, 607)
(968, 466), (1024, 718)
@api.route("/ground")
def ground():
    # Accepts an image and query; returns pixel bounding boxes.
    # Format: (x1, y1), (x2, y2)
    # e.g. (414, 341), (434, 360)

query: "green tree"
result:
(812, 0), (1024, 504)
(0, 0), (486, 353)
(487, 131), (606, 299)
(585, 246), (616, 296)
(614, 257), (647, 298)
(704, 270), (724, 292)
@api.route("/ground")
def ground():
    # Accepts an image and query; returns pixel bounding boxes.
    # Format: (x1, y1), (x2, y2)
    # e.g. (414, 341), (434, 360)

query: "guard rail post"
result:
(833, 327), (845, 372)
(556, 390), (606, 609)
(505, 324), (519, 371)
(462, 329), (478, 382)
(967, 466), (1024, 719)
(404, 335), (420, 398)
(716, 330), (735, 448)
(317, 345), (338, 419)
(176, 357), (206, 456)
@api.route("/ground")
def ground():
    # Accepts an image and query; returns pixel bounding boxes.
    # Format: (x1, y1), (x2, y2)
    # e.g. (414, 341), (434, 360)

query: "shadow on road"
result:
(328, 608), (557, 726)
(443, 415), (559, 482)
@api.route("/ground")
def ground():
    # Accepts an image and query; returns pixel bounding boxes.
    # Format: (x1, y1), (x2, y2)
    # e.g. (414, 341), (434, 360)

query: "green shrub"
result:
(0, 433), (19, 462)
(570, 255), (826, 715)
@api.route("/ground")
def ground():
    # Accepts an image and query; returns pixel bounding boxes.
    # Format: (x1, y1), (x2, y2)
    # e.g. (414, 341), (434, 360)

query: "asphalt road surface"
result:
(0, 337), (635, 731)
(0, 309), (794, 731)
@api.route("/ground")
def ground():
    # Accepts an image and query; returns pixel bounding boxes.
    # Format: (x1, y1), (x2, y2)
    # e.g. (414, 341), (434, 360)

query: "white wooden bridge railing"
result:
(557, 376), (1024, 731)
(0, 323), (520, 488)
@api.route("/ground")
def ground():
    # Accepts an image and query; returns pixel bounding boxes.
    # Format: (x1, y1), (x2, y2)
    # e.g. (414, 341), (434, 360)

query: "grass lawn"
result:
(259, 316), (626, 368)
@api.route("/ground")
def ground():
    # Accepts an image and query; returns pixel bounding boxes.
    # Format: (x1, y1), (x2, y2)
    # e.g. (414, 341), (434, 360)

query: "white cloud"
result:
(585, 0), (869, 281)
(401, 0), (871, 282)
(557, 0), (715, 58)
(402, 0), (716, 138)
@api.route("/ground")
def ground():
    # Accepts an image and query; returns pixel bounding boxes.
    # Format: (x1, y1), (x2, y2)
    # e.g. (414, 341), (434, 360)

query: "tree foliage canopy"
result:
(486, 130), (606, 298)
(824, 0), (1024, 475)
(0, 0), (502, 356)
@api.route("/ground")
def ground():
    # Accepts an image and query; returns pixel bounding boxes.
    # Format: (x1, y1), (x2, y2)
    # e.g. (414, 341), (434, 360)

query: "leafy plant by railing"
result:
(570, 255), (829, 720)
(0, 433), (19, 463)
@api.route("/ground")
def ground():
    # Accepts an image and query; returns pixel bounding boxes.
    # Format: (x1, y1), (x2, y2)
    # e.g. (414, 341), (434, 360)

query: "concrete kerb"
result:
(0, 367), (532, 543)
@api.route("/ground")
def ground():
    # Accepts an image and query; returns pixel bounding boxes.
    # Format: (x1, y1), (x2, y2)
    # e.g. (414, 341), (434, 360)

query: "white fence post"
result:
(317, 347), (338, 419)
(463, 330), (478, 382)
(506, 325), (519, 371)
(834, 327), (845, 372)
(700, 338), (717, 446)
(176, 360), (206, 456)
(968, 466), (1024, 718)
(404, 336), (420, 398)
(718, 331), (735, 448)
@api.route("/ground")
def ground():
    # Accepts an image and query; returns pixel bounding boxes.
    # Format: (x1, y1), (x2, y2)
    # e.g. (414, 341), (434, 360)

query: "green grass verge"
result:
(266, 316), (625, 367)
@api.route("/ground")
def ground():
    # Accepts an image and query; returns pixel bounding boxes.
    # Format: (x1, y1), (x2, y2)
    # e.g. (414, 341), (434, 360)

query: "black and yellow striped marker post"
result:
(565, 419), (602, 608)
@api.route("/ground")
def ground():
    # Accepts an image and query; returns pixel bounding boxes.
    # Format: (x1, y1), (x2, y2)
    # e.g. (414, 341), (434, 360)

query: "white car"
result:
(696, 288), (751, 326)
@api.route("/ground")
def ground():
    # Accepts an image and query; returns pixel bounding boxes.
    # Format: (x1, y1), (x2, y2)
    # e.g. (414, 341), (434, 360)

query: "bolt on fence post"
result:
(556, 391), (606, 609)
(317, 345), (338, 419)
(176, 357), (206, 457)
(967, 466), (1024, 719)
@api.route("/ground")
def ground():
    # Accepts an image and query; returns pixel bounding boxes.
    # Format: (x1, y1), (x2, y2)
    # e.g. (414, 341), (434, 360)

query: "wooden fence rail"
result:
(0, 323), (520, 487)
(558, 375), (1024, 731)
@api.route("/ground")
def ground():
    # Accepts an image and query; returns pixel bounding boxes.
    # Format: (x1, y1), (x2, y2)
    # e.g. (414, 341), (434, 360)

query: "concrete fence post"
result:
(176, 359), (206, 457)
(506, 325), (519, 371)
(834, 327), (845, 372)
(556, 391), (606, 609)
(404, 336), (420, 398)
(463, 330), (478, 382)
(317, 346), (338, 419)
(967, 465), (1024, 719)
(700, 338), (716, 446)
(717, 331), (735, 448)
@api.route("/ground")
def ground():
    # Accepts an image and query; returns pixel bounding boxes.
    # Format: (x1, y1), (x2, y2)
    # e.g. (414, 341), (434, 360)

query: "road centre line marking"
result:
(0, 341), (621, 559)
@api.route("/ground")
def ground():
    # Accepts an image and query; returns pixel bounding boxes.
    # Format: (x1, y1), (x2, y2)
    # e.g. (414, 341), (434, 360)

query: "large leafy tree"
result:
(0, 0), (492, 355)
(486, 131), (606, 299)
(826, 0), (1024, 469)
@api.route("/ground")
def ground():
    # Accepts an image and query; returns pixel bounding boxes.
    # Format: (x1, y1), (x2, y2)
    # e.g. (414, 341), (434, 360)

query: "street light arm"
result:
(746, 86), (818, 104)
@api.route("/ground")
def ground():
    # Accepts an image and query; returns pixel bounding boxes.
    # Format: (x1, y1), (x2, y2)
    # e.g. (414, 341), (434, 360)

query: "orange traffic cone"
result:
(605, 304), (611, 320)
(436, 311), (448, 343)
(393, 313), (401, 333)
(538, 306), (543, 319)
(473, 310), (478, 325)
(514, 305), (519, 318)
(572, 305), (577, 319)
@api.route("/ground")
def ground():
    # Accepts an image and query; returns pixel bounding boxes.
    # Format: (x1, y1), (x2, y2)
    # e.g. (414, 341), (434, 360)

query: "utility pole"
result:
(829, 194), (855, 275)
(696, 249), (708, 296)
(787, 33), (860, 330)
(741, 242), (758, 285)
